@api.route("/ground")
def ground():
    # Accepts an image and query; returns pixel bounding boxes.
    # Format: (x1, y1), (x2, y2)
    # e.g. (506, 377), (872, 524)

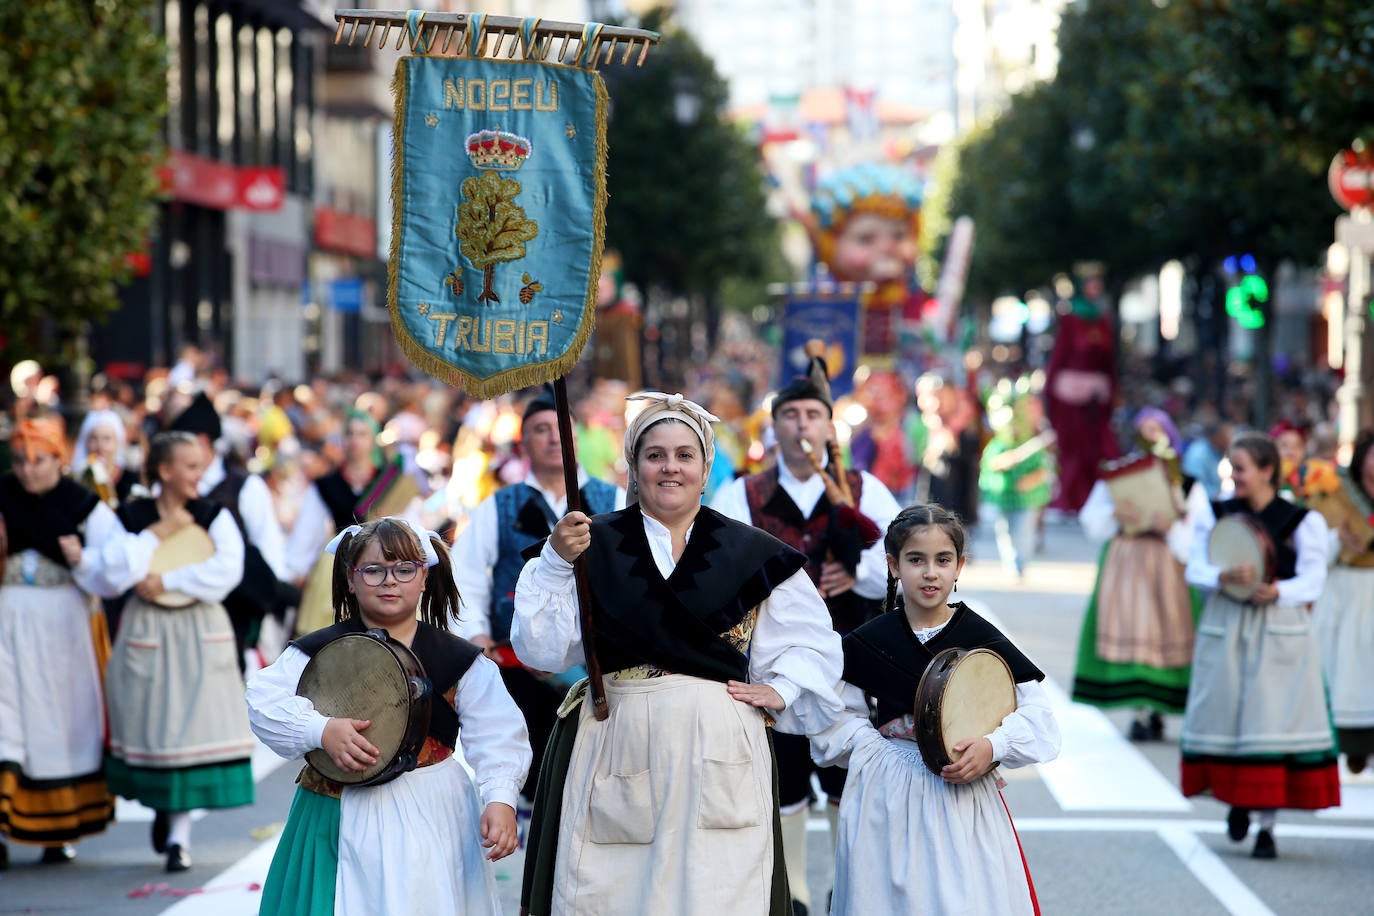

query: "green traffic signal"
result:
(1225, 274), (1269, 329)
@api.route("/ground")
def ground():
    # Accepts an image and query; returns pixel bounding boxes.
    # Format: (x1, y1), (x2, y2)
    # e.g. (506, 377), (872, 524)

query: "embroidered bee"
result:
(445, 269), (464, 296)
(519, 273), (543, 305)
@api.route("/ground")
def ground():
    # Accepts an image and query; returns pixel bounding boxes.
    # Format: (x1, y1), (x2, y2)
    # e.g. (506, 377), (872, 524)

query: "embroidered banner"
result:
(389, 31), (608, 396)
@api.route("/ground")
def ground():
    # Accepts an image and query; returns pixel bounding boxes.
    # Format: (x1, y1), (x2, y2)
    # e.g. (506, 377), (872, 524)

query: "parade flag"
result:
(381, 14), (637, 396)
(779, 289), (862, 399)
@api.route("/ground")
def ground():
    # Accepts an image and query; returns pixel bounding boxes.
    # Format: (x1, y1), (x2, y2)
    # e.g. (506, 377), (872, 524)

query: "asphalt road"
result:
(3, 514), (1372, 914)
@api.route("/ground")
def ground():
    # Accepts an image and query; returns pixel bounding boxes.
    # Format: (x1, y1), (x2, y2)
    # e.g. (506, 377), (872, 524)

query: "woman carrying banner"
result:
(1311, 430), (1374, 774)
(513, 392), (844, 916)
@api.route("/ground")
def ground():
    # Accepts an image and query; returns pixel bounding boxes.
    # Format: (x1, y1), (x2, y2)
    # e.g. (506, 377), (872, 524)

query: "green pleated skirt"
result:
(259, 786), (340, 916)
(104, 755), (254, 812)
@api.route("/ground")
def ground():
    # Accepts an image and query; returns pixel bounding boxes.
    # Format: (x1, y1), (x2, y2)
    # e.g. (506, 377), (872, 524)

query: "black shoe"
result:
(40, 844), (76, 864)
(165, 843), (191, 873)
(1128, 720), (1150, 742)
(1226, 806), (1251, 842)
(152, 810), (169, 854)
(792, 902), (809, 916)
(1148, 711), (1165, 741)
(1252, 829), (1277, 859)
(1348, 753), (1368, 775)
(0, 842), (9, 871)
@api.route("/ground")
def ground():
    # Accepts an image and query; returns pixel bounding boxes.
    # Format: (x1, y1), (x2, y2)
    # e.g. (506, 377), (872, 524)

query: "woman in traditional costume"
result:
(72, 408), (136, 508)
(1180, 433), (1340, 859)
(513, 392), (844, 916)
(284, 409), (397, 635)
(103, 431), (254, 872)
(1071, 407), (1201, 740)
(812, 504), (1059, 915)
(1310, 430), (1374, 774)
(0, 419), (125, 868)
(247, 517), (530, 915)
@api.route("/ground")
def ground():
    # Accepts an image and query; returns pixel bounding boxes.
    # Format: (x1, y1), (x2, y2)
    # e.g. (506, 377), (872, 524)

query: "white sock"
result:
(1257, 809), (1277, 831)
(168, 812), (193, 849)
(779, 808), (810, 907)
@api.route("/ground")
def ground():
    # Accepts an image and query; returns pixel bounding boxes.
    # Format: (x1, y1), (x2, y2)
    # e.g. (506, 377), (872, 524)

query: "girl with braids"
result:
(247, 517), (530, 916)
(811, 504), (1060, 915)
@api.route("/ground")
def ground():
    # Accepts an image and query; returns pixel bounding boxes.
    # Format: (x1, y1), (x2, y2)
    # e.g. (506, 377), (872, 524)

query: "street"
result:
(4, 516), (1373, 915)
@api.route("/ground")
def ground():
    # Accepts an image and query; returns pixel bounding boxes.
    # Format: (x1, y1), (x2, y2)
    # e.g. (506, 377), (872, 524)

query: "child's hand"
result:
(941, 737), (995, 784)
(480, 802), (518, 861)
(321, 718), (379, 772)
(726, 680), (786, 711)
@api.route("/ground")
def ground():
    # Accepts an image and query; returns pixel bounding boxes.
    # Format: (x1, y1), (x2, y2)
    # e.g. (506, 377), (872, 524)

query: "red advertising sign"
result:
(160, 150), (238, 209)
(315, 206), (378, 258)
(158, 151), (286, 212)
(237, 167), (286, 211)
(1329, 148), (1374, 212)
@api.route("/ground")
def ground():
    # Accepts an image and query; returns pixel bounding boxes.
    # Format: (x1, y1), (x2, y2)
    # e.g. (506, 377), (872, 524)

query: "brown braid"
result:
(883, 569), (899, 614)
(329, 519), (462, 628)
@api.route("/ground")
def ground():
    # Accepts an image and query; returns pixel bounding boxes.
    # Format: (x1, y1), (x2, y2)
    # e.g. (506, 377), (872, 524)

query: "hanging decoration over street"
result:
(342, 10), (656, 396)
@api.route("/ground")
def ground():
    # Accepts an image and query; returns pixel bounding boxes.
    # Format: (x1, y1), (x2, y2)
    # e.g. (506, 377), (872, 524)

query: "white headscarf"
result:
(71, 409), (127, 470)
(622, 392), (719, 507)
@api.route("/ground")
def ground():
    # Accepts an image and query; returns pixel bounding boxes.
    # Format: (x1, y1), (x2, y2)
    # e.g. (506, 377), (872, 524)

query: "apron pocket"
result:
(698, 758), (761, 829)
(588, 769), (655, 844)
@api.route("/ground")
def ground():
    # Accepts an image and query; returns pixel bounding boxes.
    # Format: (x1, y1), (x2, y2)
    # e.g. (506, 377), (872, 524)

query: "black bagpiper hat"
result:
(772, 340), (834, 417)
(168, 391), (222, 441)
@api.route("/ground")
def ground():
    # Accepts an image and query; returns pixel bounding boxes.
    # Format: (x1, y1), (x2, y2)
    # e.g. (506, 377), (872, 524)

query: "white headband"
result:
(324, 517), (441, 567)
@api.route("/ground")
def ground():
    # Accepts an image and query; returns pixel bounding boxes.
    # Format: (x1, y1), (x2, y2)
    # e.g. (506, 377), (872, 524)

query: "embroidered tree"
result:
(456, 171), (539, 304)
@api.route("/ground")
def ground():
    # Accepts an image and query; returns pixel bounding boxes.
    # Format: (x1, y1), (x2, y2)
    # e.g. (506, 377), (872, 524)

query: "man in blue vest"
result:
(450, 385), (623, 804)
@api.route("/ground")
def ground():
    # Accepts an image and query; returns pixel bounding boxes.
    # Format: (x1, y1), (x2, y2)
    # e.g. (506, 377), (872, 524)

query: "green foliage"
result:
(929, 0), (1374, 297)
(0, 1), (166, 356)
(600, 8), (777, 301)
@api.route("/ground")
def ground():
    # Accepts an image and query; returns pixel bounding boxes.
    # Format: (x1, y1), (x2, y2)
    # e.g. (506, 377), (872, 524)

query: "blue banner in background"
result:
(390, 53), (608, 396)
(779, 294), (861, 399)
(330, 277), (364, 313)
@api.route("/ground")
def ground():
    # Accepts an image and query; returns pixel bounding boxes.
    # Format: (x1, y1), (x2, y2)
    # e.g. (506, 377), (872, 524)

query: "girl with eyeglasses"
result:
(247, 517), (531, 916)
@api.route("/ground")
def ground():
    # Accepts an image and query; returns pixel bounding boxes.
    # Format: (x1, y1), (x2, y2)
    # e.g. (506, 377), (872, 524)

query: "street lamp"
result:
(673, 75), (701, 126)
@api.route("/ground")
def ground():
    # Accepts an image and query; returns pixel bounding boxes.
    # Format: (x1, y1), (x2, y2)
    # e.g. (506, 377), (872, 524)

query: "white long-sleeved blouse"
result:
(511, 510), (846, 737)
(809, 614), (1061, 770)
(99, 507), (245, 603)
(245, 645), (531, 811)
(1079, 478), (1192, 562)
(1184, 498), (1329, 605)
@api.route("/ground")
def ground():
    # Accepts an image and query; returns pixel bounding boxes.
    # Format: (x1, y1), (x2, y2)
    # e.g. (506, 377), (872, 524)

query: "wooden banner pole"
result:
(552, 375), (609, 721)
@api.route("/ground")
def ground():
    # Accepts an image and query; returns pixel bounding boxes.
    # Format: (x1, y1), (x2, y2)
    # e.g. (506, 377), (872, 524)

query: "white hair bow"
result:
(323, 518), (441, 567)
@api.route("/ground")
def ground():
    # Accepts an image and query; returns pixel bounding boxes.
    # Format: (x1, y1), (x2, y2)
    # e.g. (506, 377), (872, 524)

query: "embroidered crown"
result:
(466, 129), (532, 171)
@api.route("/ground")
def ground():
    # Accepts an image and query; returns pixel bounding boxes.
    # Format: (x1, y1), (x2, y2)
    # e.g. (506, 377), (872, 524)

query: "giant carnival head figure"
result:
(808, 164), (923, 285)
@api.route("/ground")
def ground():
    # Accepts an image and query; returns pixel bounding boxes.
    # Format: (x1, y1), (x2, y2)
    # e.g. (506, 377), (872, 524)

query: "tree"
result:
(456, 170), (539, 304)
(0, 0), (165, 363)
(600, 8), (776, 302)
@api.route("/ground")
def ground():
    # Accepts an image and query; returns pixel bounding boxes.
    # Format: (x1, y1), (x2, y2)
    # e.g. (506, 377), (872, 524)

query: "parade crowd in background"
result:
(1, 329), (1371, 914)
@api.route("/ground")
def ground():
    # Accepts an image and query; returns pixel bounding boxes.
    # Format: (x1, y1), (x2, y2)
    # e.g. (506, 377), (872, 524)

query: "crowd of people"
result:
(0, 339), (1370, 912)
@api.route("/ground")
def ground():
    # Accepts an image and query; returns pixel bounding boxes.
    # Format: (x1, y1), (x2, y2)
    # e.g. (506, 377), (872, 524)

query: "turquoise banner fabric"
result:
(390, 54), (608, 395)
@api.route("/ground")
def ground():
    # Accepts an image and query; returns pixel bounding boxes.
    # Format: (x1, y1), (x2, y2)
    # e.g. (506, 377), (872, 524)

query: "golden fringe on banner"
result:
(386, 62), (610, 398)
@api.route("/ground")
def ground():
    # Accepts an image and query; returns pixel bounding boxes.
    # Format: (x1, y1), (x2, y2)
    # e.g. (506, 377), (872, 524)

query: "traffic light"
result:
(1223, 255), (1267, 330)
